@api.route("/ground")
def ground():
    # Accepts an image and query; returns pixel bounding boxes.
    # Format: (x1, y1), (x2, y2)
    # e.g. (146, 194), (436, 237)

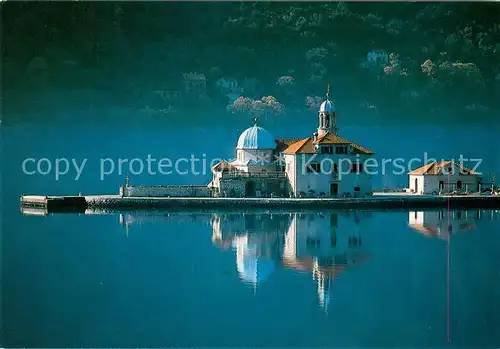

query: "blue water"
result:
(2, 108), (500, 347)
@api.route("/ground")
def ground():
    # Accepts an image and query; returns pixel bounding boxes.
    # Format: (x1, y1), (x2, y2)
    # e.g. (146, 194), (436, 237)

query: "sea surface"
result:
(2, 107), (500, 347)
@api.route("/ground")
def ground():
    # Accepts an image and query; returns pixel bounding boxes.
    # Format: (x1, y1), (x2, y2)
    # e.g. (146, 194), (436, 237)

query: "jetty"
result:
(20, 194), (500, 213)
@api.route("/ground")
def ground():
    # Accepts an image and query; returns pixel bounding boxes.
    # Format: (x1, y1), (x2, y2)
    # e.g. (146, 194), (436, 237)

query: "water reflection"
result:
(408, 209), (500, 239)
(211, 214), (289, 288)
(210, 211), (372, 312)
(13, 207), (500, 347)
(20, 206), (499, 316)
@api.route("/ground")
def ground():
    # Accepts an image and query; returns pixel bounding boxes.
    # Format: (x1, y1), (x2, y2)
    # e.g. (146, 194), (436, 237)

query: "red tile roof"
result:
(282, 254), (370, 276)
(275, 138), (303, 153)
(282, 132), (375, 155)
(408, 161), (480, 175)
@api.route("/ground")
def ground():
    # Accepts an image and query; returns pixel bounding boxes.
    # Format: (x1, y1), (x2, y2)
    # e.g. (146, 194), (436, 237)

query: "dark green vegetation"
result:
(2, 2), (500, 122)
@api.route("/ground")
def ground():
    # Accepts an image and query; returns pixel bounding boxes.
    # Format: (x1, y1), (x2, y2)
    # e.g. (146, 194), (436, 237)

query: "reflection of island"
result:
(211, 212), (370, 312)
(120, 211), (211, 236)
(283, 213), (369, 311)
(211, 214), (291, 286)
(408, 210), (493, 239)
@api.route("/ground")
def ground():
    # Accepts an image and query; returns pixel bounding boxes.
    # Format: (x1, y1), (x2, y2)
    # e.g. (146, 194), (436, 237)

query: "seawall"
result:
(20, 194), (500, 213)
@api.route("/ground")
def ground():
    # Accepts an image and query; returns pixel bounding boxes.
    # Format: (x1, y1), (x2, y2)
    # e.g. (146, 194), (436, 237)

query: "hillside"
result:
(2, 2), (499, 121)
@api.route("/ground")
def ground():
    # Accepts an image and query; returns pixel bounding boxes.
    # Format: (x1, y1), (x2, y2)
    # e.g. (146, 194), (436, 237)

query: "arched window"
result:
(325, 115), (330, 128)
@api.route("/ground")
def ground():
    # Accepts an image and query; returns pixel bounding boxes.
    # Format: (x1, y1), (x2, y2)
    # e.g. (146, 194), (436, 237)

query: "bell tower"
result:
(318, 84), (337, 138)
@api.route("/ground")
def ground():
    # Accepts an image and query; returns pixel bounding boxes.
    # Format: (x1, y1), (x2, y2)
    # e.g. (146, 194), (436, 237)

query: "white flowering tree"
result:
(227, 96), (285, 119)
(305, 47), (328, 62)
(305, 96), (323, 110)
(276, 75), (295, 87)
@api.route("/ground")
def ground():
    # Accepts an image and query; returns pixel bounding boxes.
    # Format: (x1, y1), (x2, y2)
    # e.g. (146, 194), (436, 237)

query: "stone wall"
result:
(217, 179), (246, 197)
(216, 177), (289, 197)
(121, 185), (212, 197)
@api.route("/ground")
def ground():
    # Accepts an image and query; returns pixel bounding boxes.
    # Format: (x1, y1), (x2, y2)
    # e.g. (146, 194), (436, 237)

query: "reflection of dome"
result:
(234, 235), (276, 285)
(237, 256), (276, 284)
(236, 125), (276, 150)
(319, 99), (335, 113)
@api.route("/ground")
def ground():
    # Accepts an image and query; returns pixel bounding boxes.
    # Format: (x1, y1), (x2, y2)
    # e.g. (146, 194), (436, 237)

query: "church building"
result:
(209, 85), (375, 198)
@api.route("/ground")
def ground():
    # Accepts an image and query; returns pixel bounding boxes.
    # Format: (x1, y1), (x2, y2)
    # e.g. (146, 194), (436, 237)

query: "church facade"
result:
(209, 85), (375, 198)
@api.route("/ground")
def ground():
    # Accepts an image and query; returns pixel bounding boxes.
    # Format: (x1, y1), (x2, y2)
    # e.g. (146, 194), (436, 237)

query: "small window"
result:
(325, 115), (331, 128)
(307, 163), (321, 173)
(336, 146), (347, 154)
(321, 146), (333, 154)
(331, 234), (337, 248)
(354, 186), (361, 192)
(350, 163), (363, 173)
(306, 237), (321, 248)
(457, 180), (463, 190)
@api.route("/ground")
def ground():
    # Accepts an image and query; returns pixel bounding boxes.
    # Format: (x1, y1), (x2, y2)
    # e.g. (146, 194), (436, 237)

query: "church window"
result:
(321, 146), (333, 154)
(325, 115), (330, 128)
(336, 146), (347, 154)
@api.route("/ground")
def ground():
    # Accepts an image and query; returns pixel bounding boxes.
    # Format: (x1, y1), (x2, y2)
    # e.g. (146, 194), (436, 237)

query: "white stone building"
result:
(279, 85), (375, 197)
(210, 85), (376, 198)
(408, 161), (482, 195)
(215, 77), (242, 103)
(209, 119), (288, 197)
(361, 49), (389, 68)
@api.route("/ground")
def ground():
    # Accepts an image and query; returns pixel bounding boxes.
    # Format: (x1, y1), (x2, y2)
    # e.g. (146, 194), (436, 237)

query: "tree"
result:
(227, 95), (284, 119)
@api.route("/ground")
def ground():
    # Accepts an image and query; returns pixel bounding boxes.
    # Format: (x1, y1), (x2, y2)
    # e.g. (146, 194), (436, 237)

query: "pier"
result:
(20, 194), (500, 213)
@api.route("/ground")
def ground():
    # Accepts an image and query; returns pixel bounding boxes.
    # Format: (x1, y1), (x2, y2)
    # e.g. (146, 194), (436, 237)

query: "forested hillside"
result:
(2, 2), (500, 120)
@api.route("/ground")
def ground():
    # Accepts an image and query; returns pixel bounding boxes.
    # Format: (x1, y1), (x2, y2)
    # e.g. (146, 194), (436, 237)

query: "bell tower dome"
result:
(318, 84), (337, 137)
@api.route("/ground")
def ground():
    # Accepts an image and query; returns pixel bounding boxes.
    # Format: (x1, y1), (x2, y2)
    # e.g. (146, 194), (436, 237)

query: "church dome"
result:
(236, 124), (276, 150)
(319, 99), (335, 113)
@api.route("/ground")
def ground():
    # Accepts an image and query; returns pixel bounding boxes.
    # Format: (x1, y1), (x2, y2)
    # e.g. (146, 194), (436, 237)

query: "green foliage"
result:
(2, 2), (499, 117)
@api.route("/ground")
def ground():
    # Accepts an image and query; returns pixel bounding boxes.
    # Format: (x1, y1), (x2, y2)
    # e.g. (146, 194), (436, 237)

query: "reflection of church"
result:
(211, 214), (290, 286)
(283, 213), (368, 312)
(211, 212), (370, 312)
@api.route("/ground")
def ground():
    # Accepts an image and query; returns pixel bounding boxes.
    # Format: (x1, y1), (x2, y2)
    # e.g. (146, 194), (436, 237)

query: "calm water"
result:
(2, 109), (500, 347)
